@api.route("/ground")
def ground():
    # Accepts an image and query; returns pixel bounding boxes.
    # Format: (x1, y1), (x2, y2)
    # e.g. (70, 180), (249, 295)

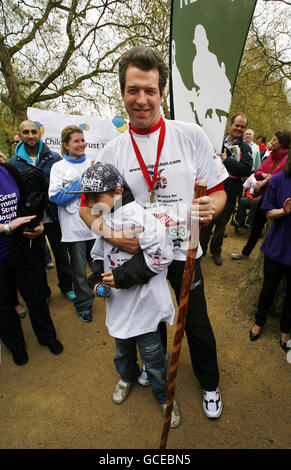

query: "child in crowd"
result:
(72, 162), (181, 428)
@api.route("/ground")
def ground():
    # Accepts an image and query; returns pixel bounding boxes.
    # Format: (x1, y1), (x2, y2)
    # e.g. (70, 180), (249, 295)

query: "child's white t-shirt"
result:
(91, 200), (175, 339)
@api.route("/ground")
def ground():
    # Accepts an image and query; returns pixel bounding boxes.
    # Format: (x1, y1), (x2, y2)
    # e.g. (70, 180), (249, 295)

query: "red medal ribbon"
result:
(128, 117), (166, 193)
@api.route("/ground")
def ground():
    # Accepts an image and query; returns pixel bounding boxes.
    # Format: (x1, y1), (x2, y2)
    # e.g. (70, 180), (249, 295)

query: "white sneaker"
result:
(203, 388), (223, 418)
(161, 400), (181, 428)
(46, 261), (55, 269)
(138, 365), (150, 387)
(231, 252), (249, 260)
(112, 379), (132, 404)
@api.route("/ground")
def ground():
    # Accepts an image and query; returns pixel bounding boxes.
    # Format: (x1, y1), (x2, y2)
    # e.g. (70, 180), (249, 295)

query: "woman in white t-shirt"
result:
(49, 126), (95, 322)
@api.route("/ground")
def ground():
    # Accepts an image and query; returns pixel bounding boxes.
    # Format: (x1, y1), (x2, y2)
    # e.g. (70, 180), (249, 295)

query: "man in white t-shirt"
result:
(80, 46), (228, 419)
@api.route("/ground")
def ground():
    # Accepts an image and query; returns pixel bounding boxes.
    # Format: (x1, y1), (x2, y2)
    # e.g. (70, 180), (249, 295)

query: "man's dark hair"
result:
(230, 113), (248, 126)
(275, 130), (291, 150)
(119, 46), (169, 96)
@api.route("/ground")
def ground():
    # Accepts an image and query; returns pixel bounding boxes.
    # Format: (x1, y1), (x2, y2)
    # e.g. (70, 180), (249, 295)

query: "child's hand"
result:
(93, 283), (112, 297)
(102, 271), (115, 288)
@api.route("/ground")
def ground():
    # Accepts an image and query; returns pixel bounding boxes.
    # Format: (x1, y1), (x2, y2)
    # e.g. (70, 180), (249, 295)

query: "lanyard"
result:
(128, 117), (166, 203)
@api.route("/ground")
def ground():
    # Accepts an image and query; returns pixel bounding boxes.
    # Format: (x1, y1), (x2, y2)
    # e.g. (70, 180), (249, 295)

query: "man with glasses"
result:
(200, 113), (253, 265)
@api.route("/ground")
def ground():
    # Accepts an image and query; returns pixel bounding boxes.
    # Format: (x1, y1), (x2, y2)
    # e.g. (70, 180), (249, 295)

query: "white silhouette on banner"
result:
(172, 24), (232, 153)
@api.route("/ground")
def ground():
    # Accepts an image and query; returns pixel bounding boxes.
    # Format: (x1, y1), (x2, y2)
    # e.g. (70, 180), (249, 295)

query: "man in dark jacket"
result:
(9, 120), (75, 301)
(200, 113), (253, 265)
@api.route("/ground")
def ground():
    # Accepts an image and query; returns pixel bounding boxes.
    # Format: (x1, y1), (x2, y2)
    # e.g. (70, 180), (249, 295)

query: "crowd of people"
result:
(0, 46), (290, 430)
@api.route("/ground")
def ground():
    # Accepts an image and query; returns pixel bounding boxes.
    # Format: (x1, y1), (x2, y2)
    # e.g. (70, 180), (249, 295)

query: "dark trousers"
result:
(161, 258), (219, 391)
(200, 200), (236, 256)
(0, 259), (57, 354)
(256, 255), (291, 333)
(242, 199), (266, 256)
(236, 197), (261, 227)
(44, 221), (73, 294)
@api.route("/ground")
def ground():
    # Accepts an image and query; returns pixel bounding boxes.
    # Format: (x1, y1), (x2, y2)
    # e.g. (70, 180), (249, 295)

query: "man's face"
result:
(12, 134), (21, 149)
(228, 116), (247, 140)
(19, 121), (40, 150)
(244, 129), (254, 144)
(121, 66), (164, 129)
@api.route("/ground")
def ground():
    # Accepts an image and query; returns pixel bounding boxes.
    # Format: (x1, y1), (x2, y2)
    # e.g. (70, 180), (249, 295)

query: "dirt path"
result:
(0, 223), (290, 450)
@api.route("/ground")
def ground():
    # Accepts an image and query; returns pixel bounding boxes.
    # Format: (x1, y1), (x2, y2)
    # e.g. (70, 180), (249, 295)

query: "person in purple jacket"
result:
(0, 163), (63, 366)
(249, 150), (291, 351)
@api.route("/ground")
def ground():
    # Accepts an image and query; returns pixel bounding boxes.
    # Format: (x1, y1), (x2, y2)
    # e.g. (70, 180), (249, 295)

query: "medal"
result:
(129, 117), (166, 204)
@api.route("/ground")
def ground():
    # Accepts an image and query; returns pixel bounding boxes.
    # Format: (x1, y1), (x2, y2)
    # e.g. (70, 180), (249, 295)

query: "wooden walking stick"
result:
(159, 182), (207, 449)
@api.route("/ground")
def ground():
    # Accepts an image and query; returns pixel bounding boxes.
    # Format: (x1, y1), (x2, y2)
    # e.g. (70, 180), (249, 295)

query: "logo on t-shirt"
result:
(148, 169), (167, 190)
(0, 191), (18, 223)
(153, 212), (187, 248)
(149, 247), (168, 265)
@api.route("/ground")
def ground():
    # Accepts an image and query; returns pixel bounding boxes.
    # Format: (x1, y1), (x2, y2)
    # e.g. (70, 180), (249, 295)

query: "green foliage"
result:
(0, 0), (151, 122)
(0, 104), (18, 158)
(229, 4), (291, 140)
(0, 0), (289, 145)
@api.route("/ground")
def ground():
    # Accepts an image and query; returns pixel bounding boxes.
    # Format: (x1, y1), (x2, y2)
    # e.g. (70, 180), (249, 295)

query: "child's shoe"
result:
(161, 400), (181, 428)
(112, 379), (132, 404)
(138, 364), (150, 386)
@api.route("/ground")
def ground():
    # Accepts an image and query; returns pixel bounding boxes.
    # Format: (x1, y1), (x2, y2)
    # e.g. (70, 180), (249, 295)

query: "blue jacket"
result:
(9, 141), (62, 221)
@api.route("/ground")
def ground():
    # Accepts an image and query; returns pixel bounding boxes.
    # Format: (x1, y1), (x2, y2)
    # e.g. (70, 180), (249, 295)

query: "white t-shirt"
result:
(91, 201), (175, 339)
(49, 158), (96, 242)
(243, 173), (257, 194)
(100, 119), (228, 260)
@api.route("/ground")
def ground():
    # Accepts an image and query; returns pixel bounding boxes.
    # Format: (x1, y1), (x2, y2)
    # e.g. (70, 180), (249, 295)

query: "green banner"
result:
(170, 0), (257, 152)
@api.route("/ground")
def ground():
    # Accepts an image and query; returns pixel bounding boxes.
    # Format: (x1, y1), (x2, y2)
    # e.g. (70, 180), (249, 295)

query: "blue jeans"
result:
(66, 240), (95, 313)
(44, 222), (73, 293)
(114, 329), (168, 404)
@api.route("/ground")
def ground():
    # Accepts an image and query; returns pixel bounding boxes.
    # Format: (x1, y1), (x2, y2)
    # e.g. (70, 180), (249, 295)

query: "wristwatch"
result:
(4, 222), (12, 235)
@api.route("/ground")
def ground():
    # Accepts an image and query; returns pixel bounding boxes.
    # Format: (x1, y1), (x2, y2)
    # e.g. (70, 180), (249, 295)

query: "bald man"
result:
(9, 120), (75, 302)
(244, 129), (261, 171)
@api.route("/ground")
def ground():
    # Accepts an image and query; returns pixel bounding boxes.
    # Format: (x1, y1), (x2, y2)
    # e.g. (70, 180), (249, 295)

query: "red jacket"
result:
(255, 149), (289, 181)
